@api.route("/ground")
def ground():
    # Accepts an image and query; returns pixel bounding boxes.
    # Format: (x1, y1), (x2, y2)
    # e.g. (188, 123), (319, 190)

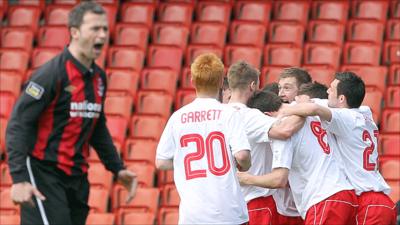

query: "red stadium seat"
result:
(379, 134), (400, 156)
(343, 42), (381, 66)
(196, 1), (231, 25)
(88, 162), (113, 193)
(53, 0), (78, 4)
(341, 65), (388, 93)
(273, 1), (310, 25)
(112, 186), (160, 212)
(88, 187), (109, 213)
(0, 73), (22, 99)
(380, 159), (400, 180)
(106, 68), (140, 98)
(157, 170), (174, 187)
(104, 95), (133, 120)
(191, 22), (227, 48)
(113, 23), (149, 50)
(385, 85), (400, 108)
(0, 93), (16, 119)
(161, 184), (180, 207)
(107, 46), (145, 71)
(37, 26), (69, 49)
(101, 3), (117, 35)
(45, 4), (73, 25)
(264, 44), (302, 67)
(390, 0), (400, 18)
(362, 88), (383, 123)
(351, 1), (389, 21)
(224, 45), (262, 69)
(86, 213), (114, 225)
(347, 19), (385, 43)
(383, 41), (400, 65)
(386, 19), (400, 41)
(124, 138), (157, 165)
(0, 188), (19, 214)
(229, 21), (266, 48)
(175, 89), (196, 109)
(1, 28), (34, 52)
(260, 66), (285, 86)
(0, 214), (20, 225)
(136, 90), (173, 118)
(303, 65), (335, 86)
(311, 1), (349, 22)
(118, 211), (155, 225)
(120, 3), (155, 27)
(234, 1), (271, 24)
(105, 116), (128, 149)
(0, 49), (30, 73)
(17, 0), (46, 10)
(158, 207), (179, 225)
(158, 2), (193, 26)
(125, 162), (156, 187)
(180, 67), (194, 89)
(307, 20), (345, 46)
(389, 64), (400, 85)
(0, 164), (12, 187)
(303, 43), (341, 69)
(147, 45), (183, 73)
(31, 47), (61, 69)
(185, 44), (223, 66)
(0, 119), (7, 156)
(7, 5), (41, 33)
(141, 68), (178, 96)
(152, 23), (189, 49)
(381, 109), (400, 133)
(129, 114), (167, 140)
(269, 21), (305, 46)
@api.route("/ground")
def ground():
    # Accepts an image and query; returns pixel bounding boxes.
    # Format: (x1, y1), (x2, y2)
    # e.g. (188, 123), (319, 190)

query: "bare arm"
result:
(156, 159), (174, 170)
(268, 115), (305, 140)
(237, 168), (289, 189)
(281, 103), (333, 122)
(234, 150), (251, 172)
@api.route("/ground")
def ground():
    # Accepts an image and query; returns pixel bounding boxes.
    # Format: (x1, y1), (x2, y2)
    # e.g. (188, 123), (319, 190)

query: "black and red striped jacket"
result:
(6, 47), (124, 184)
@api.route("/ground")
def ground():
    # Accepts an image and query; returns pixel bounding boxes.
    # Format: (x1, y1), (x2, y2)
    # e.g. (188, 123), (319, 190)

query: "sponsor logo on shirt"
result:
(70, 100), (102, 118)
(97, 77), (104, 97)
(25, 82), (44, 100)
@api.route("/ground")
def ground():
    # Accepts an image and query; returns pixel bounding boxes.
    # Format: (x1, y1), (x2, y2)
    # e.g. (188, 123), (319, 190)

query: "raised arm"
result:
(268, 115), (304, 140)
(280, 103), (333, 122)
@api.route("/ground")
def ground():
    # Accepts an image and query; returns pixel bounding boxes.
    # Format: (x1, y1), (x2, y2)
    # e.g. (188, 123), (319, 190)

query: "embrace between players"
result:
(156, 53), (397, 225)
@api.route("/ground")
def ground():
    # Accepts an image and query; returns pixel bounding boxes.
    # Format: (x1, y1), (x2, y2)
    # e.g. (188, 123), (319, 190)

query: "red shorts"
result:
(247, 196), (278, 225)
(357, 191), (397, 225)
(277, 214), (304, 225)
(305, 190), (358, 225)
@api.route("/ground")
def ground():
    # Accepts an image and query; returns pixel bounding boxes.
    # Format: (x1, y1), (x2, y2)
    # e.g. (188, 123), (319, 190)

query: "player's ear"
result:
(264, 112), (273, 116)
(338, 94), (346, 104)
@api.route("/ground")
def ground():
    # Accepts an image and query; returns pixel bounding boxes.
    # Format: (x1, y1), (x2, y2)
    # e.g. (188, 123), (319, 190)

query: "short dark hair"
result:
(68, 1), (105, 28)
(279, 67), (312, 87)
(335, 71), (365, 108)
(223, 77), (229, 90)
(247, 91), (282, 113)
(262, 82), (279, 95)
(298, 82), (328, 99)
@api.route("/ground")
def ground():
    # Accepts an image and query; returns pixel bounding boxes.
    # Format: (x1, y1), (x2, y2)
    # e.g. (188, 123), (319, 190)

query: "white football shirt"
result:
(156, 98), (251, 225)
(322, 106), (391, 195)
(228, 103), (278, 202)
(272, 115), (354, 218)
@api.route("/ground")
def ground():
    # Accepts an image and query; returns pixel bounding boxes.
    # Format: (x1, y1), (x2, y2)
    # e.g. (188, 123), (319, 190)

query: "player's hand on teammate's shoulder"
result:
(117, 169), (138, 204)
(11, 182), (46, 207)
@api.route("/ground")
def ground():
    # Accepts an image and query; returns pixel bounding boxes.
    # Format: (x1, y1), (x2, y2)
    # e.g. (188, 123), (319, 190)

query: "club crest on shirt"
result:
(25, 81), (44, 100)
(97, 77), (104, 97)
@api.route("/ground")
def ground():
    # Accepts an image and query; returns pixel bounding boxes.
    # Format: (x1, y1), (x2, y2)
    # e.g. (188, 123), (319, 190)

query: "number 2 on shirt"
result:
(180, 132), (231, 180)
(362, 130), (378, 171)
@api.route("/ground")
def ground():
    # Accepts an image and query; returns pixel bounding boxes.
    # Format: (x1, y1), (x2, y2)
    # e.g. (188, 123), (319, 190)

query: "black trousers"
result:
(21, 157), (90, 225)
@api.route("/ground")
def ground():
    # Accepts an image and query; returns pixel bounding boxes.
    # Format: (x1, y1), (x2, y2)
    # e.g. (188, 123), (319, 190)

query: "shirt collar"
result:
(63, 47), (99, 76)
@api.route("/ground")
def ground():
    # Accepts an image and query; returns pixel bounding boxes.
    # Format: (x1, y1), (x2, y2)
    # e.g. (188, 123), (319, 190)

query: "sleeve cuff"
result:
(11, 170), (31, 184)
